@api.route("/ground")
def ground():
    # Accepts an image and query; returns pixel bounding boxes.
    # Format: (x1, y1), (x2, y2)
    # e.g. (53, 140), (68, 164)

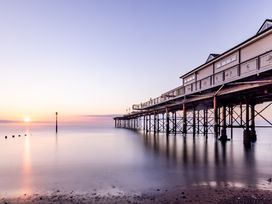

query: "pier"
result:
(114, 19), (272, 147)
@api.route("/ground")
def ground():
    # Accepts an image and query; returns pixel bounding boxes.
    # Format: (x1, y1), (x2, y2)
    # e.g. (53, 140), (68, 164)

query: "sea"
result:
(0, 117), (271, 197)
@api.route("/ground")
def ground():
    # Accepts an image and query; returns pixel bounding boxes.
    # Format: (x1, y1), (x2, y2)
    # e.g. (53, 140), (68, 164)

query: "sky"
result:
(0, 0), (272, 123)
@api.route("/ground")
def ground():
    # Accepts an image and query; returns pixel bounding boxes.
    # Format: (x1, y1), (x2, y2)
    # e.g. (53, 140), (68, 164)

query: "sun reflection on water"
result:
(21, 131), (32, 196)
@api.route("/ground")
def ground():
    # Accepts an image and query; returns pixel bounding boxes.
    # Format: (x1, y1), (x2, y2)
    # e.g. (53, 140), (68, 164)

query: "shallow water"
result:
(0, 123), (271, 197)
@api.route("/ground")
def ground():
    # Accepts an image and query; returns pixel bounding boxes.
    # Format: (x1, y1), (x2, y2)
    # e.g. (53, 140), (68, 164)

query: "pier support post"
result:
(205, 108), (209, 136)
(218, 107), (221, 136)
(251, 104), (257, 142)
(154, 113), (157, 134)
(162, 113), (165, 132)
(219, 105), (228, 142)
(243, 102), (251, 147)
(143, 116), (146, 131)
(146, 115), (149, 132)
(157, 113), (160, 133)
(166, 108), (170, 136)
(240, 103), (243, 127)
(229, 106), (233, 139)
(213, 96), (218, 138)
(182, 103), (187, 134)
(192, 107), (196, 137)
(203, 108), (208, 137)
(173, 111), (177, 135)
(197, 110), (200, 134)
(149, 114), (151, 133)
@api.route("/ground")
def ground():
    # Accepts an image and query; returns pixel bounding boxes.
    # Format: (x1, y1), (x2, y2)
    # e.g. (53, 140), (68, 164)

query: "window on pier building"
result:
(184, 75), (195, 84)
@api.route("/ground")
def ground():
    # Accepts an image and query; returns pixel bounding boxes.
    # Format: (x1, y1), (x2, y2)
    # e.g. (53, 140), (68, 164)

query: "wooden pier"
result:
(114, 20), (272, 147)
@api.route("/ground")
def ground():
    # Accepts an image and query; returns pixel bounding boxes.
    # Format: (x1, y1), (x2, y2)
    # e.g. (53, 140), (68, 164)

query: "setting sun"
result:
(24, 117), (31, 123)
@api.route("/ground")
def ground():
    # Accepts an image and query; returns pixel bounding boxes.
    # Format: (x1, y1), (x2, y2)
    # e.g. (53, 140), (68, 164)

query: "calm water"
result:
(0, 123), (271, 197)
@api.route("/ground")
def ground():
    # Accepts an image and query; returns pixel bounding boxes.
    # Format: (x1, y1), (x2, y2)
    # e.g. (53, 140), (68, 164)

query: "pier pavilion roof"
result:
(206, 53), (220, 63)
(257, 19), (272, 34)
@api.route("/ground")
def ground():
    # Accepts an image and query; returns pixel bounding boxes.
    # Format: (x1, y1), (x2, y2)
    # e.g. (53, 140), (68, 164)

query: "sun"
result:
(24, 117), (31, 123)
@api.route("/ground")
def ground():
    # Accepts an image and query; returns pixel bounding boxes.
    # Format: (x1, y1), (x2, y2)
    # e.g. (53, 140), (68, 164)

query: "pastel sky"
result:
(0, 0), (271, 122)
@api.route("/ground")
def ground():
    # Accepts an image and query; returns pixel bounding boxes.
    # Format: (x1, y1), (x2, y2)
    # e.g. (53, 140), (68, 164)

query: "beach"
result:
(2, 185), (272, 204)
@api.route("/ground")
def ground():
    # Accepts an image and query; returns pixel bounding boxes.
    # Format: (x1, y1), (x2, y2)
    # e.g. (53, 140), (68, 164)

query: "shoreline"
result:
(2, 185), (272, 204)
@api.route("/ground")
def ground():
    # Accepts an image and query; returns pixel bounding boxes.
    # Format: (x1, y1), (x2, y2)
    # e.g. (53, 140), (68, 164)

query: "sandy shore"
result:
(1, 185), (272, 204)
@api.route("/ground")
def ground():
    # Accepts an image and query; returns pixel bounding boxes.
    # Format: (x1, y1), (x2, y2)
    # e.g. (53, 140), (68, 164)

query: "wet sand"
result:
(2, 185), (272, 204)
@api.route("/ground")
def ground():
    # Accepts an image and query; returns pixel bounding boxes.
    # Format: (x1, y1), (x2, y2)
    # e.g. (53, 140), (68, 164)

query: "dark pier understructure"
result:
(114, 20), (272, 147)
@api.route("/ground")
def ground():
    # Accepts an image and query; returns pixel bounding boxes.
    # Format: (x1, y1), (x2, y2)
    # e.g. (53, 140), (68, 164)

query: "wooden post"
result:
(56, 112), (58, 133)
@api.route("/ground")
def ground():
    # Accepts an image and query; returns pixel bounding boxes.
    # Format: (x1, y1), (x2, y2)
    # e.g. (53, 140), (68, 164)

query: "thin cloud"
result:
(0, 120), (20, 124)
(81, 114), (121, 118)
(0, 119), (52, 124)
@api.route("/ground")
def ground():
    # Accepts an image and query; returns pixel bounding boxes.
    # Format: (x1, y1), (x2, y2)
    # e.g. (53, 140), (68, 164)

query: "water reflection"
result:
(140, 132), (260, 188)
(0, 126), (270, 197)
(21, 131), (32, 195)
